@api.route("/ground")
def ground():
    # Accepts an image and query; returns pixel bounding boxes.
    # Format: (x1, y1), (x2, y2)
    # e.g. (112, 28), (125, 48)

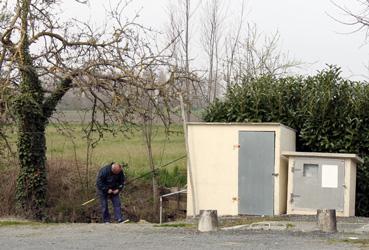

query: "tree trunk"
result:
(185, 0), (191, 122)
(16, 116), (47, 219)
(14, 0), (72, 218)
(147, 140), (159, 214)
(14, 72), (71, 219)
(15, 0), (49, 218)
(142, 102), (160, 218)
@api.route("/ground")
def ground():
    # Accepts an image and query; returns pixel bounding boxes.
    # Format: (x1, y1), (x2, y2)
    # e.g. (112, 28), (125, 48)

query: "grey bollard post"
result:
(317, 209), (337, 232)
(198, 210), (218, 232)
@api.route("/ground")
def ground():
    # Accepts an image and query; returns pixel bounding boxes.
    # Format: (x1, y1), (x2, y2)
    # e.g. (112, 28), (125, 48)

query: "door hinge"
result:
(291, 167), (301, 173)
(290, 193), (300, 202)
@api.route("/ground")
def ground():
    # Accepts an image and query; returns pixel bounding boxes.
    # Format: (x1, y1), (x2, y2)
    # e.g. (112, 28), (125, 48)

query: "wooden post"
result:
(198, 210), (218, 232)
(317, 209), (337, 232)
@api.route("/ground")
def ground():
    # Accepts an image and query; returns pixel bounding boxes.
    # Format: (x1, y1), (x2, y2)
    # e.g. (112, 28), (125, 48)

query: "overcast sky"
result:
(61, 0), (368, 80)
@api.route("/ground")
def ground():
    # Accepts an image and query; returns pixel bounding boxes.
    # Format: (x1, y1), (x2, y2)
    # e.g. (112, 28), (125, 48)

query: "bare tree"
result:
(223, 0), (245, 88)
(332, 0), (369, 75)
(137, 68), (172, 218)
(332, 0), (369, 38)
(0, 0), (173, 219)
(222, 23), (300, 85)
(202, 0), (298, 97)
(166, 0), (205, 120)
(201, 0), (224, 103)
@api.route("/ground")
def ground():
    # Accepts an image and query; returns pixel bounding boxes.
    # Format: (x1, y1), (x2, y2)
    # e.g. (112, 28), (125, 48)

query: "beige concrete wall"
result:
(186, 123), (296, 216)
(346, 160), (357, 216)
(280, 126), (297, 152)
(186, 125), (239, 216)
(286, 157), (295, 215)
(343, 159), (350, 217)
(278, 127), (296, 214)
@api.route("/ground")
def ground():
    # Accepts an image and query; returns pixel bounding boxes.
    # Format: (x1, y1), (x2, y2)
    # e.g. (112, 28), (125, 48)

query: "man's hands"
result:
(108, 189), (119, 195)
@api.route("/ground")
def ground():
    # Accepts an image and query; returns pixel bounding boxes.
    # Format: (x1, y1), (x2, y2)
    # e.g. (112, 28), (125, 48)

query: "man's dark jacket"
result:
(96, 163), (125, 195)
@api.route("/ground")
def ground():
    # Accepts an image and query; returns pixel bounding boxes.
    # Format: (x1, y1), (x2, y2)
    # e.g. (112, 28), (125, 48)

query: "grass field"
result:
(45, 123), (186, 173)
(3, 123), (186, 174)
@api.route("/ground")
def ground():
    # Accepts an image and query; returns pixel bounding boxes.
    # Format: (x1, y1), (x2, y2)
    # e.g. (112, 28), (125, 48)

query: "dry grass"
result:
(45, 159), (98, 222)
(0, 166), (17, 216)
(0, 157), (183, 223)
(0, 159), (99, 222)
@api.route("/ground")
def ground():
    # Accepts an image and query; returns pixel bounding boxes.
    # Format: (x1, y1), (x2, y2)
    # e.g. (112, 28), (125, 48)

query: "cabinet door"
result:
(238, 131), (275, 215)
(291, 158), (344, 211)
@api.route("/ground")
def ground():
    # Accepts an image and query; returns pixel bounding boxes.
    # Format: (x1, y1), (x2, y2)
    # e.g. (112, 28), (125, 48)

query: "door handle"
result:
(272, 173), (279, 177)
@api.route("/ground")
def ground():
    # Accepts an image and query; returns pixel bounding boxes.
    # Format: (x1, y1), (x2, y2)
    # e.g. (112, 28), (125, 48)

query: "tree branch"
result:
(42, 76), (73, 119)
(29, 31), (121, 47)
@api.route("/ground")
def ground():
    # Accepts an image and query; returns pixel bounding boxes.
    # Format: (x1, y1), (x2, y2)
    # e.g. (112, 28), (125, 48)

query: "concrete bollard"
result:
(317, 209), (337, 232)
(198, 210), (218, 232)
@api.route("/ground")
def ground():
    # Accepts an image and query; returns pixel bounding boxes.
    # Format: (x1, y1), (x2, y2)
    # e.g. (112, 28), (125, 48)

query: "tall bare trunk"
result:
(185, 0), (191, 122)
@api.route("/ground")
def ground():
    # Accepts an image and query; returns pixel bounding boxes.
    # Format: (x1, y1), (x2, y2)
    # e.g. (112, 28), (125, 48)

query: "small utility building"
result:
(186, 123), (296, 217)
(282, 152), (363, 217)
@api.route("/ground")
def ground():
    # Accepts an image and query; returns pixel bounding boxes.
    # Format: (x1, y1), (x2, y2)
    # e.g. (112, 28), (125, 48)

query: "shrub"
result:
(203, 65), (369, 216)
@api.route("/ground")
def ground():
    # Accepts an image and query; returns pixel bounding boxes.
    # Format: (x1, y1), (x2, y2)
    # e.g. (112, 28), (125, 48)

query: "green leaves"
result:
(204, 65), (369, 216)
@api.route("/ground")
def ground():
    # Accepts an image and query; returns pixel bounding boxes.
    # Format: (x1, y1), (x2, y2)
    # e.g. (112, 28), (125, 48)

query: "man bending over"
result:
(96, 162), (128, 223)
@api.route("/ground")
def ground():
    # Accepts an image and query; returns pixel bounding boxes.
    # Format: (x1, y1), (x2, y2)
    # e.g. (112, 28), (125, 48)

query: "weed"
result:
(0, 221), (42, 227)
(156, 166), (186, 187)
(328, 238), (369, 247)
(286, 223), (295, 229)
(154, 223), (193, 228)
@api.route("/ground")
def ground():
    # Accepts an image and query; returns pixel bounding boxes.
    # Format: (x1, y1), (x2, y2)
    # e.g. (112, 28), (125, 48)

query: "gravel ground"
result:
(0, 223), (364, 250)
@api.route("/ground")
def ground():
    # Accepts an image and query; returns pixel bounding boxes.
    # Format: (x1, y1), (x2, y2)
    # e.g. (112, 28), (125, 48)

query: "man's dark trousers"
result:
(98, 191), (123, 223)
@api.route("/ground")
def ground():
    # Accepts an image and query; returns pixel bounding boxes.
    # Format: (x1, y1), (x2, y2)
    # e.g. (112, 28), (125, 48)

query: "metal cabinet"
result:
(283, 152), (363, 217)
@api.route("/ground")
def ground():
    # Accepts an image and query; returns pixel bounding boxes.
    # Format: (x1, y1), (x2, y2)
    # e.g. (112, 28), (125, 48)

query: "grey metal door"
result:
(238, 131), (275, 215)
(291, 158), (344, 211)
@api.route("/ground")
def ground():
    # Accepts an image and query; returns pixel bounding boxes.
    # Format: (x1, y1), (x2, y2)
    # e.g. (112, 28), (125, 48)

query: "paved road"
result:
(0, 223), (363, 250)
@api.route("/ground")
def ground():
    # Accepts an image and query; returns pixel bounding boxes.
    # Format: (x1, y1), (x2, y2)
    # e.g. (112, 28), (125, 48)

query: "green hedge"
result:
(204, 66), (369, 216)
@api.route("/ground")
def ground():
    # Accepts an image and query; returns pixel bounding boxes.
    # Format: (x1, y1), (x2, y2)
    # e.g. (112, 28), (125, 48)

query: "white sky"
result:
(61, 0), (369, 80)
